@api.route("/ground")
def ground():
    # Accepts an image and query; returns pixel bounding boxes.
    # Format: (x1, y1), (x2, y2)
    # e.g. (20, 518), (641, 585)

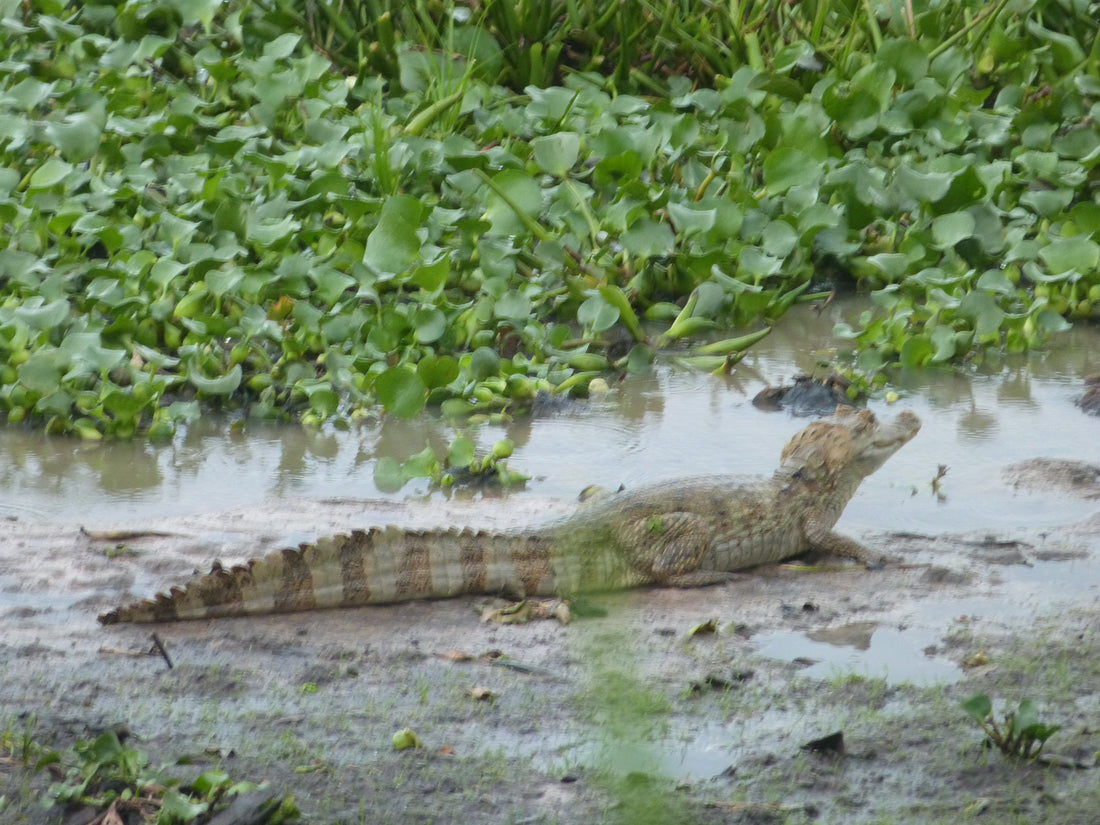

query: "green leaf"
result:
(577, 294), (620, 333)
(763, 146), (821, 195)
(373, 456), (407, 492)
(191, 769), (231, 797)
(188, 364), (242, 395)
(893, 166), (953, 204)
(1009, 699), (1035, 735)
(159, 792), (207, 822)
(493, 289), (532, 323)
(484, 170), (543, 237)
(402, 446), (439, 478)
(876, 39), (929, 86)
(60, 333), (126, 373)
(28, 157), (74, 189)
(959, 291), (1005, 337)
(410, 252), (450, 294)
(667, 201), (717, 237)
(17, 351), (62, 394)
(1035, 308), (1072, 332)
(363, 195), (424, 276)
(620, 218), (674, 258)
(307, 387), (340, 417)
(863, 254), (910, 282)
(738, 247), (782, 280)
(1039, 235), (1100, 276)
(412, 307), (447, 343)
(102, 390), (147, 421)
(447, 436), (475, 469)
(899, 334), (933, 368)
(975, 269), (1015, 295)
(417, 354), (460, 389)
(930, 324), (957, 362)
(205, 266), (244, 298)
(263, 33), (302, 59)
(960, 693), (992, 723)
(531, 132), (581, 177)
(44, 109), (104, 162)
(597, 284), (645, 342)
(15, 298), (70, 330)
(374, 366), (427, 418)
(468, 347), (501, 381)
(167, 0), (223, 27)
(931, 211), (975, 249)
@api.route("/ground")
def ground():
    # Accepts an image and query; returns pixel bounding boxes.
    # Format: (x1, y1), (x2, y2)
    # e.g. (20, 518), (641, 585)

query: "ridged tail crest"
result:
(97, 526), (559, 624)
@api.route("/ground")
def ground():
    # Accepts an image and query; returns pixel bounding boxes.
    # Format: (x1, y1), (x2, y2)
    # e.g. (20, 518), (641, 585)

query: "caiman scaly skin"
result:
(98, 406), (920, 624)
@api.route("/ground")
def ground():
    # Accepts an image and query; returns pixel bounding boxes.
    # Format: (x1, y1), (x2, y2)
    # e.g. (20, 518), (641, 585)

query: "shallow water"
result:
(1, 301), (1096, 534)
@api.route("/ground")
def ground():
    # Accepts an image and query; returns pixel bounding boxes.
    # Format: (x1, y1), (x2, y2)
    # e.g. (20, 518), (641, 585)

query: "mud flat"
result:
(2, 472), (1098, 825)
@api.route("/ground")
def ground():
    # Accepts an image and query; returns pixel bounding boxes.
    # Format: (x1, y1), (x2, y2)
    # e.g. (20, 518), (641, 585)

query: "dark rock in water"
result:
(753, 374), (854, 416)
(1077, 374), (1100, 416)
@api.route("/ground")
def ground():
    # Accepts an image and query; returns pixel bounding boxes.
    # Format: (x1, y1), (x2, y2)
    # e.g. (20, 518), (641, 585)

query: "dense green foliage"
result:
(1, 0), (1097, 437)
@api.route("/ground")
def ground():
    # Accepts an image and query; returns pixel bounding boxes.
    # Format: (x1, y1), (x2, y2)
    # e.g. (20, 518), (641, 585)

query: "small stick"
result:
(150, 633), (174, 670)
(80, 527), (181, 540)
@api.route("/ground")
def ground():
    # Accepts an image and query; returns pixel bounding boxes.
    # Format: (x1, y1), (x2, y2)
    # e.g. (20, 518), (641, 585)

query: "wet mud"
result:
(2, 465), (1098, 824)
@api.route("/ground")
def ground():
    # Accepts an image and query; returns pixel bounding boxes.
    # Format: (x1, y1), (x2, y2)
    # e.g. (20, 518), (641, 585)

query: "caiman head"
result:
(778, 405), (921, 485)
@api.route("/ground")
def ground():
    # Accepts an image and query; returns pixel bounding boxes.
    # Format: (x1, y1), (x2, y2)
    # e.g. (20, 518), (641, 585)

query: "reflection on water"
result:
(753, 625), (964, 686)
(0, 301), (1097, 531)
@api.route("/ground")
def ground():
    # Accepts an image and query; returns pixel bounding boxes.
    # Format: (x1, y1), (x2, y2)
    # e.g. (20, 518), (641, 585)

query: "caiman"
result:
(98, 406), (920, 624)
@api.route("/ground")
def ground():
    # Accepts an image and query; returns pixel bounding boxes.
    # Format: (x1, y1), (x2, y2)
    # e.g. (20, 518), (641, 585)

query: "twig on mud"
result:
(80, 527), (183, 540)
(707, 801), (817, 816)
(149, 633), (174, 670)
(485, 656), (564, 680)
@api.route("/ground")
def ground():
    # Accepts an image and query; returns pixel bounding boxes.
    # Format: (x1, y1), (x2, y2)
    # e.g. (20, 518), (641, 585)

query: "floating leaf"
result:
(467, 347), (501, 381)
(363, 195), (423, 276)
(412, 306), (447, 343)
(17, 350), (62, 394)
(417, 354), (460, 389)
(188, 364), (242, 395)
(483, 169), (543, 237)
(1039, 235), (1100, 276)
(28, 157), (73, 189)
(577, 293), (620, 334)
(373, 456), (406, 492)
(402, 446), (439, 478)
(531, 132), (580, 177)
(447, 436), (475, 468)
(374, 366), (427, 418)
(44, 109), (104, 162)
(494, 289), (532, 323)
(931, 211), (976, 249)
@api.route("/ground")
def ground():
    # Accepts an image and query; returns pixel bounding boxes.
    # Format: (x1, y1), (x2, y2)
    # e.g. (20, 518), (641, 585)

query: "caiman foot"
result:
(662, 571), (745, 588)
(480, 598), (572, 625)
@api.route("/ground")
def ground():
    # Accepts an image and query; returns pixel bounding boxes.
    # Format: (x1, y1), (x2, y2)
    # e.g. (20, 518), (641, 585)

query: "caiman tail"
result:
(97, 526), (562, 624)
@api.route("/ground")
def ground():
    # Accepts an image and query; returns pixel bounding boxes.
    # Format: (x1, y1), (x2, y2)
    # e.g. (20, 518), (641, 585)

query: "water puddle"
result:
(753, 623), (964, 686)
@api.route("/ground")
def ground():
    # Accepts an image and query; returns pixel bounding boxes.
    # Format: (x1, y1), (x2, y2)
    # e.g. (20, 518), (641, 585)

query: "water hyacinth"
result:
(0, 0), (1096, 436)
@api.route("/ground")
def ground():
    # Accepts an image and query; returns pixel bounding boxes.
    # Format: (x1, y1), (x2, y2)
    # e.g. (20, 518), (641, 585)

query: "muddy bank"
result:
(1, 472), (1098, 824)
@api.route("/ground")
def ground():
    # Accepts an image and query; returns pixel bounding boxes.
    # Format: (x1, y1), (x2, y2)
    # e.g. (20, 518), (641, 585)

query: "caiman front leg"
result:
(802, 514), (884, 566)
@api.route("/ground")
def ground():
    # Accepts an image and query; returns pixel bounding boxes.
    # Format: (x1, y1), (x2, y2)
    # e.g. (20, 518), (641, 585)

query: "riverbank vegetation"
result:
(1, 0), (1097, 436)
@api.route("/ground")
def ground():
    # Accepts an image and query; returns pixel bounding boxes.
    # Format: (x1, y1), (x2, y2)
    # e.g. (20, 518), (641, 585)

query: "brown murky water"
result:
(2, 301), (1097, 533)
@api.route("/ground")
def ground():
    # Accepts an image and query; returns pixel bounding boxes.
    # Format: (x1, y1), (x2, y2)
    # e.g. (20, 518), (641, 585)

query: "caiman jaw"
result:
(873, 411), (921, 449)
